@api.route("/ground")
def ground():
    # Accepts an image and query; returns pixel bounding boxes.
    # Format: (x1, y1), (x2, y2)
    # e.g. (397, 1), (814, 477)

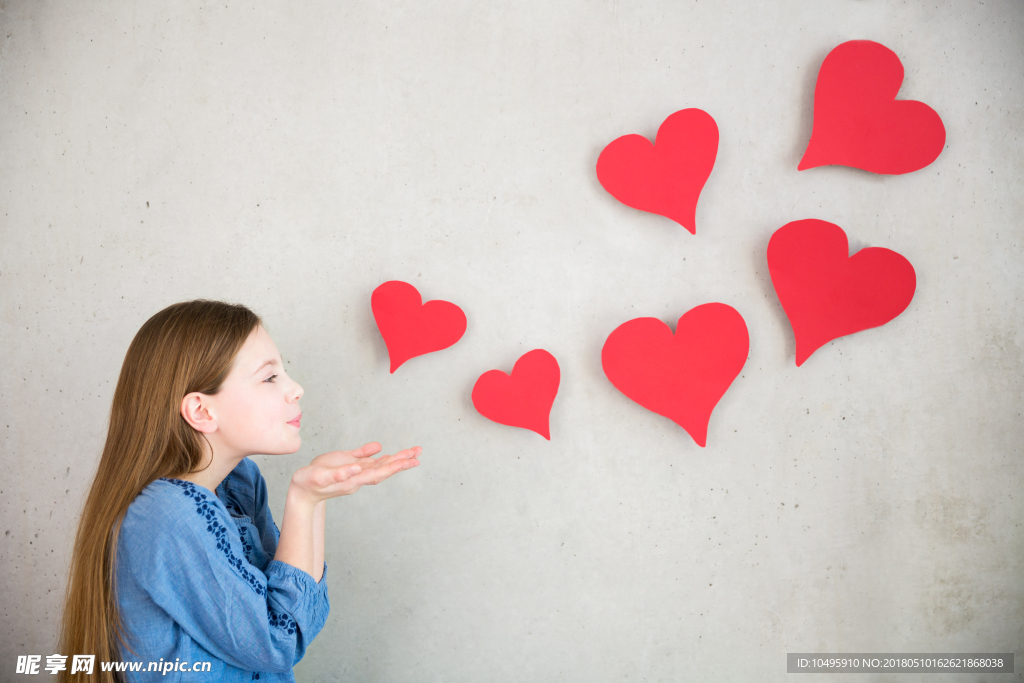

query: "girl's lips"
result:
(288, 414), (302, 427)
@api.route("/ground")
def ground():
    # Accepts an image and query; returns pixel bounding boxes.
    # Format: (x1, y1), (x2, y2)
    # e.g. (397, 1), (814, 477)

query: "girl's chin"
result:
(264, 438), (301, 456)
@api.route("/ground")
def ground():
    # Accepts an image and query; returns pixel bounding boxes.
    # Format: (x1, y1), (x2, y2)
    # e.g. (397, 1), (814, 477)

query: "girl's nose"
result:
(290, 380), (304, 402)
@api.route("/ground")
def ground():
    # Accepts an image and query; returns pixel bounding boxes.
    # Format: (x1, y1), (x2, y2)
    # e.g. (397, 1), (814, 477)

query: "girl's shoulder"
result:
(121, 477), (228, 542)
(116, 474), (275, 607)
(120, 459), (269, 545)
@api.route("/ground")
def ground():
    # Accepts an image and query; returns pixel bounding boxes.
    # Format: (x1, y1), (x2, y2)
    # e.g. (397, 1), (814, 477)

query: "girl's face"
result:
(207, 325), (304, 458)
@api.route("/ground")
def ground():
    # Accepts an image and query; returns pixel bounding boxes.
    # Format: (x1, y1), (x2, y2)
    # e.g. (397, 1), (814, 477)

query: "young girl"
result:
(58, 299), (421, 682)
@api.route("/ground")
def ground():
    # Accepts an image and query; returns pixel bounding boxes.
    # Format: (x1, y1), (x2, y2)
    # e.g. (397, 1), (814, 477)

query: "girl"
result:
(58, 299), (421, 682)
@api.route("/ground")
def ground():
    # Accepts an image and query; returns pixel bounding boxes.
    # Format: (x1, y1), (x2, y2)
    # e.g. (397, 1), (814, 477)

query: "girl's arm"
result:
(274, 443), (420, 579)
(275, 489), (319, 580)
(273, 497), (324, 583)
(312, 501), (326, 582)
(121, 479), (333, 674)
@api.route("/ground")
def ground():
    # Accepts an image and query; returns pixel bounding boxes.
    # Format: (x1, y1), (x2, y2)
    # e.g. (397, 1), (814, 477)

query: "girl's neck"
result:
(175, 449), (248, 493)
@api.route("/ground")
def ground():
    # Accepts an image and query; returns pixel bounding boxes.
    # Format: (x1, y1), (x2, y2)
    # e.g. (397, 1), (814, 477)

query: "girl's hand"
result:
(288, 442), (421, 504)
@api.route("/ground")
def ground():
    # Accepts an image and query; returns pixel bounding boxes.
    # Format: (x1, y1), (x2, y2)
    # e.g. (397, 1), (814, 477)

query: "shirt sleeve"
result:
(121, 479), (330, 674)
(249, 465), (282, 558)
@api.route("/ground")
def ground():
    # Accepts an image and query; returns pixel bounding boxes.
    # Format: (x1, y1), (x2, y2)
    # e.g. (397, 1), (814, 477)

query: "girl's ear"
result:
(181, 392), (217, 433)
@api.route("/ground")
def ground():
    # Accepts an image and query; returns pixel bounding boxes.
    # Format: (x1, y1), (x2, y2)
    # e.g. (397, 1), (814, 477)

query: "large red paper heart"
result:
(472, 349), (560, 440)
(596, 108), (719, 234)
(767, 219), (917, 366)
(601, 304), (748, 447)
(799, 40), (946, 175)
(371, 280), (467, 373)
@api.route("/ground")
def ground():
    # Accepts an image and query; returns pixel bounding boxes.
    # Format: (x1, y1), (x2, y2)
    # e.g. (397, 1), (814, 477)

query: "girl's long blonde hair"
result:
(57, 300), (262, 683)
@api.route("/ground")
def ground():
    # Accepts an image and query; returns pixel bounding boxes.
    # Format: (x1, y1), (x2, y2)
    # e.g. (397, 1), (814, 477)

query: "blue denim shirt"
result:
(115, 458), (329, 682)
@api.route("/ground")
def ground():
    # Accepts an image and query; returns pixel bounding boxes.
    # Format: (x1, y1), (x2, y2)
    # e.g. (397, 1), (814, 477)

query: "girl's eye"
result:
(264, 375), (278, 383)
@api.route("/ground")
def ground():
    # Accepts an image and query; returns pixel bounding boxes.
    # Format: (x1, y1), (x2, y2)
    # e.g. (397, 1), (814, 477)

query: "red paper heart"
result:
(601, 304), (748, 447)
(472, 349), (560, 440)
(799, 40), (946, 174)
(767, 219), (917, 366)
(596, 108), (719, 234)
(371, 280), (467, 373)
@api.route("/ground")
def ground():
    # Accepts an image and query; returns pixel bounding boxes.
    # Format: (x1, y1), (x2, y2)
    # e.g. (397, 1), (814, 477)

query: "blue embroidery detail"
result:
(239, 528), (255, 561)
(268, 609), (298, 635)
(162, 478), (266, 597)
(217, 493), (256, 559)
(223, 497), (245, 517)
(163, 478), (300, 635)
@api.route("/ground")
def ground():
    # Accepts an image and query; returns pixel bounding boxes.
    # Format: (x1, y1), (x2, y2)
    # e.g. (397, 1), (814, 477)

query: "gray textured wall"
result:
(1, 1), (1022, 681)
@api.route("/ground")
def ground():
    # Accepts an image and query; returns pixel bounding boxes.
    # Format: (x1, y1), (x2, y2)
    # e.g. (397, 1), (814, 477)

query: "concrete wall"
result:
(1, 1), (1022, 680)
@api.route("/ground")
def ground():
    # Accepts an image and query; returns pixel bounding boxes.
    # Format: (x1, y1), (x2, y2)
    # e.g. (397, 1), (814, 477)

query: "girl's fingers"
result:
(360, 450), (416, 475)
(378, 447), (422, 465)
(342, 445), (420, 471)
(402, 447), (422, 461)
(353, 442), (382, 458)
(306, 464), (361, 489)
(311, 442), (384, 468)
(365, 455), (419, 485)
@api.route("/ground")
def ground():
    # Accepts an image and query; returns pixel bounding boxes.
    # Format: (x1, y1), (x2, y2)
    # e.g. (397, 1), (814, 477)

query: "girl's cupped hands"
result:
(290, 442), (421, 503)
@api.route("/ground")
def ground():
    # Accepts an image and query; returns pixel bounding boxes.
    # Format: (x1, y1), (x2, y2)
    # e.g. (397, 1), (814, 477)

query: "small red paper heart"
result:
(596, 108), (719, 234)
(371, 280), (467, 373)
(799, 40), (946, 175)
(601, 304), (748, 447)
(472, 349), (560, 440)
(767, 219), (917, 366)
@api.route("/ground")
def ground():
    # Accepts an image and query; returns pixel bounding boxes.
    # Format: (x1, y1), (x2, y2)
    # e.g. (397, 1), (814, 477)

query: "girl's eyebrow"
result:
(252, 355), (284, 376)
